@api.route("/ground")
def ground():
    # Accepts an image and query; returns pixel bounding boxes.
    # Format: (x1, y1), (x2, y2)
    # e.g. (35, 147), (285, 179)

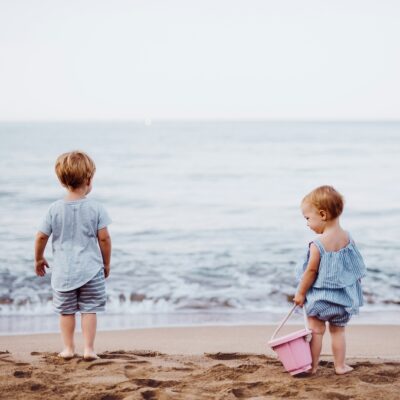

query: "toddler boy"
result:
(34, 151), (111, 360)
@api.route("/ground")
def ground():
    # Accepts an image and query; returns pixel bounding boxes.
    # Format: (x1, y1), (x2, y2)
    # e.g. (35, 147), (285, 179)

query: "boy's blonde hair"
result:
(302, 185), (344, 220)
(55, 151), (96, 189)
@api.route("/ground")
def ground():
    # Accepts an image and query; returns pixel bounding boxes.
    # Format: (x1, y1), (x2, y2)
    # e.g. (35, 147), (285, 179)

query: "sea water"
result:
(0, 121), (399, 333)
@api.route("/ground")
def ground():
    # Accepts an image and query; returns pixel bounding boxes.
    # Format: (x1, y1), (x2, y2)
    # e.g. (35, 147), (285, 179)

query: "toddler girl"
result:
(294, 185), (366, 374)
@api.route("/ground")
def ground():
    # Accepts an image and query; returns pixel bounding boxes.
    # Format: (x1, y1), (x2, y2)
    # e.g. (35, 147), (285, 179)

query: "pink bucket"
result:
(268, 305), (312, 375)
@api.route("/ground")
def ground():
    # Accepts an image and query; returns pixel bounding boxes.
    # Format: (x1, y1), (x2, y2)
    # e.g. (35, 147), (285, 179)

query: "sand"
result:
(1, 325), (399, 399)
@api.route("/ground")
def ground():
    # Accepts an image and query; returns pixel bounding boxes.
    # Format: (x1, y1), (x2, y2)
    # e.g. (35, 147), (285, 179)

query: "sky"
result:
(0, 0), (399, 121)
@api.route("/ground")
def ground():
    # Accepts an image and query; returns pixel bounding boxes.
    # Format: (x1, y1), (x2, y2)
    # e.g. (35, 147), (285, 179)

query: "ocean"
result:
(0, 121), (399, 333)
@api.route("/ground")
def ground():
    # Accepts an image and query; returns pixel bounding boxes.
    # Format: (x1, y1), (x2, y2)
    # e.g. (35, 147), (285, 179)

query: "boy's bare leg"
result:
(329, 324), (353, 374)
(59, 314), (76, 358)
(81, 313), (98, 360)
(308, 316), (326, 373)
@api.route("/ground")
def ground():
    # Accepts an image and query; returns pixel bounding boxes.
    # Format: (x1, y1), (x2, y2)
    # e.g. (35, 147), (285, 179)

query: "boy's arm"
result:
(98, 227), (112, 278)
(34, 232), (50, 276)
(293, 243), (320, 306)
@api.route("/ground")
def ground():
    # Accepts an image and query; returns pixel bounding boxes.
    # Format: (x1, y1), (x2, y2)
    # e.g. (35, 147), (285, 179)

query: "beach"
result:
(1, 0), (400, 394)
(1, 123), (400, 398)
(1, 324), (399, 399)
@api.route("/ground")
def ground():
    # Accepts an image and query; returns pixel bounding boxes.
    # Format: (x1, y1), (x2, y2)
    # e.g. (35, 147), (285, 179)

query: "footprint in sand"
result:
(229, 382), (298, 399)
(95, 395), (123, 400)
(0, 358), (15, 364)
(30, 382), (45, 391)
(99, 352), (137, 361)
(230, 382), (267, 399)
(305, 385), (320, 392)
(124, 365), (151, 379)
(377, 369), (400, 378)
(230, 387), (247, 398)
(202, 363), (238, 380)
(382, 361), (400, 366)
(236, 364), (260, 373)
(86, 361), (116, 370)
(201, 363), (264, 381)
(325, 392), (352, 400)
(13, 370), (32, 378)
(99, 350), (163, 361)
(358, 374), (396, 384)
(0, 353), (12, 362)
(130, 378), (180, 389)
(140, 390), (158, 400)
(354, 361), (373, 367)
(124, 364), (144, 373)
(126, 360), (150, 365)
(205, 352), (251, 360)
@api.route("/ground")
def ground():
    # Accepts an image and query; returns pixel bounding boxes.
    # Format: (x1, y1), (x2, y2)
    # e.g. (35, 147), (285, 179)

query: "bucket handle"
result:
(270, 304), (309, 341)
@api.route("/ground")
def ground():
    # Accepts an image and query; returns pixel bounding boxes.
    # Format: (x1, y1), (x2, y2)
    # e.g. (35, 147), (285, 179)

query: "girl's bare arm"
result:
(294, 243), (320, 306)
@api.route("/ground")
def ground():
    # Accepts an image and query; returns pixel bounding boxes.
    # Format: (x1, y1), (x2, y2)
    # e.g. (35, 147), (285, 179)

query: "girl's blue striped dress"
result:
(296, 233), (366, 326)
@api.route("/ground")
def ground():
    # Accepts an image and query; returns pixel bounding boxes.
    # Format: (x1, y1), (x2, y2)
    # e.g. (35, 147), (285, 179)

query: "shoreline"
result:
(1, 309), (399, 336)
(1, 324), (399, 363)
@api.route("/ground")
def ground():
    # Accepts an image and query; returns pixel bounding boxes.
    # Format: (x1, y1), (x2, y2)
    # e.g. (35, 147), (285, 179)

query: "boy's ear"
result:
(319, 210), (328, 221)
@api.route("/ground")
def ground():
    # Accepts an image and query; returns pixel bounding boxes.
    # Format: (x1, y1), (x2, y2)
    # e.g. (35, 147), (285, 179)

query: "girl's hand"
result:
(293, 292), (305, 307)
(35, 258), (49, 276)
(104, 264), (110, 278)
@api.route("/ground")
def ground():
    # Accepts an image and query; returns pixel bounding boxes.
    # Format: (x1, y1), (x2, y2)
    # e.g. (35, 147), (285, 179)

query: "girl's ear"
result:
(319, 210), (328, 221)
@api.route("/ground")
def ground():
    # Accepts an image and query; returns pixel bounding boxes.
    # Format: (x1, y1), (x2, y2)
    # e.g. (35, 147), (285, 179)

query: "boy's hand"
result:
(104, 265), (110, 278)
(293, 292), (305, 307)
(35, 258), (49, 276)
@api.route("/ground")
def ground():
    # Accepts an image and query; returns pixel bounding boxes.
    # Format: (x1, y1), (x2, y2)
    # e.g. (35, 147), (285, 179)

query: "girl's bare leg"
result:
(81, 313), (98, 360)
(59, 314), (76, 358)
(329, 324), (353, 374)
(308, 317), (326, 373)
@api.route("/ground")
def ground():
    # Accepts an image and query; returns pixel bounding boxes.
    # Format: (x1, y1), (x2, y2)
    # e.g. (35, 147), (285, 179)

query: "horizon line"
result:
(1, 118), (400, 124)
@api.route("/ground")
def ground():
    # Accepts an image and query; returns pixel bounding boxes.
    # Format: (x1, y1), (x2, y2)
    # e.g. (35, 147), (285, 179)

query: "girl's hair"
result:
(302, 185), (344, 220)
(55, 151), (96, 189)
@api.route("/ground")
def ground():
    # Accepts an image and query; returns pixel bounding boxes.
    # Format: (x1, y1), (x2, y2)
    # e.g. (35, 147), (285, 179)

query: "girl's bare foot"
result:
(335, 364), (353, 375)
(58, 348), (75, 359)
(83, 350), (98, 361)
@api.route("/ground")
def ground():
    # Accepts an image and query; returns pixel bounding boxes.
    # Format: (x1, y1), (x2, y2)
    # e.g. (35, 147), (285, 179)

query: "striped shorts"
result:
(52, 269), (106, 314)
(306, 300), (351, 327)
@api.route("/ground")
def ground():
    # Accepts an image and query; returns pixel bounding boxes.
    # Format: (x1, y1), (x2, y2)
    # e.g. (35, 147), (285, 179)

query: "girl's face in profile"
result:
(301, 201), (326, 234)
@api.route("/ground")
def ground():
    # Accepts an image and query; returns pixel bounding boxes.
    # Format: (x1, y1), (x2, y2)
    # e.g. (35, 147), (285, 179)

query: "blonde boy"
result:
(34, 151), (111, 360)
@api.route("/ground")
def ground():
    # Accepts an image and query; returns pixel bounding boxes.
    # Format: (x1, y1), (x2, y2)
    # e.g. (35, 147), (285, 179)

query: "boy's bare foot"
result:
(335, 365), (354, 375)
(83, 351), (98, 361)
(58, 349), (75, 359)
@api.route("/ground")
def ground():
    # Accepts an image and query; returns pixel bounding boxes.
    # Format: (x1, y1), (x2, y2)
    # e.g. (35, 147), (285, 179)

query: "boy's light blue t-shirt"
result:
(39, 198), (111, 292)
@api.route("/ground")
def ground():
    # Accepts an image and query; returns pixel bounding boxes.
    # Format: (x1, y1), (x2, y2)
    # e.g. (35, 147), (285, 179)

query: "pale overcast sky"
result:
(0, 0), (399, 121)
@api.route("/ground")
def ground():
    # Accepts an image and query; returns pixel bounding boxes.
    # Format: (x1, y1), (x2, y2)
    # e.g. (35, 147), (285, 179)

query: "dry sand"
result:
(0, 325), (399, 399)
